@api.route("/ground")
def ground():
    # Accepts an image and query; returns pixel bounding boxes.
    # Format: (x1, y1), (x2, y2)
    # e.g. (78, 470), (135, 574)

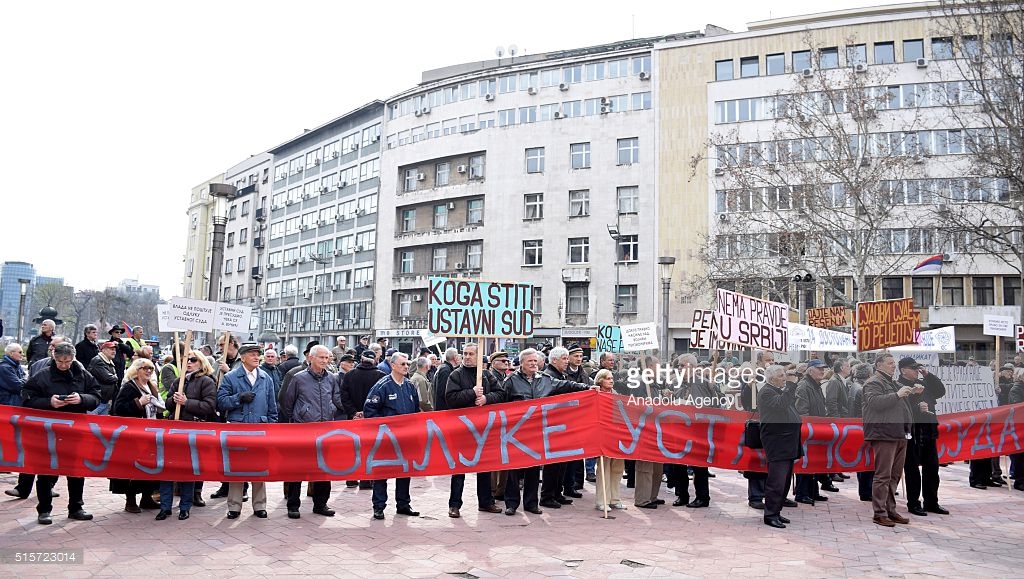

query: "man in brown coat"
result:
(862, 353), (917, 527)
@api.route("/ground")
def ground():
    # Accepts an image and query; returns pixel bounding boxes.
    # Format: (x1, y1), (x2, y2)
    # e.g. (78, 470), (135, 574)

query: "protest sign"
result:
(620, 322), (658, 351)
(597, 325), (624, 353)
(983, 314), (1015, 337)
(1017, 325), (1024, 353)
(689, 310), (729, 350)
(427, 278), (533, 337)
(891, 326), (957, 353)
(855, 298), (918, 351)
(419, 328), (445, 348)
(934, 365), (997, 415)
(213, 303), (253, 332)
(787, 323), (856, 352)
(167, 297), (216, 332)
(807, 306), (847, 329)
(157, 304), (184, 333)
(713, 289), (788, 352)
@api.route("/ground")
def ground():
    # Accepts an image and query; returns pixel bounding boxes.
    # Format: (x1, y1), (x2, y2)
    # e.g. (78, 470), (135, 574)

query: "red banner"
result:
(1, 393), (1022, 481)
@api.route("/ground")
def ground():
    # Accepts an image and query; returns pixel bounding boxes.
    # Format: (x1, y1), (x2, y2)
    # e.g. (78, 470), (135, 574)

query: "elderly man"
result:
(862, 353), (915, 527)
(337, 349), (386, 489)
(281, 345), (338, 519)
(259, 349), (283, 398)
(22, 342), (101, 524)
(410, 357), (433, 412)
(432, 347), (461, 412)
(364, 352), (422, 521)
(794, 358), (836, 504)
(26, 319), (56, 366)
(0, 343), (25, 407)
(758, 364), (803, 528)
(87, 341), (120, 415)
(74, 324), (99, 368)
(668, 353), (719, 509)
(277, 344), (301, 375)
(331, 336), (349, 365)
(7, 341), (65, 500)
(354, 335), (371, 357)
(897, 359), (949, 516)
(217, 343), (278, 519)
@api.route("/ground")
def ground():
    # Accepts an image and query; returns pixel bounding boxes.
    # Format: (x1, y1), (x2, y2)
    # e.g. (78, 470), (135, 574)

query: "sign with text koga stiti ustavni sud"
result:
(713, 288), (789, 352)
(427, 277), (534, 337)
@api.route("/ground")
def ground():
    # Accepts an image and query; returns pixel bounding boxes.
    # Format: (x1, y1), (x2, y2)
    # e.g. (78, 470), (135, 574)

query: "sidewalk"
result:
(1, 463), (1023, 577)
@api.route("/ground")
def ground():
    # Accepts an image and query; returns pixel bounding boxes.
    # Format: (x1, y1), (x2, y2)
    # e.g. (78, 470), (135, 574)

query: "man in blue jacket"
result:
(0, 343), (25, 407)
(217, 343), (278, 520)
(364, 351), (421, 521)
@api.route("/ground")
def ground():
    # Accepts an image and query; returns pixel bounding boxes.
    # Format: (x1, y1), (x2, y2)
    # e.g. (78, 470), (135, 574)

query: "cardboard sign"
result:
(787, 323), (856, 352)
(597, 325), (624, 353)
(713, 289), (789, 352)
(427, 278), (533, 337)
(1017, 325), (1024, 353)
(156, 304), (185, 333)
(806, 306), (847, 328)
(419, 328), (446, 347)
(689, 310), (728, 350)
(983, 314), (1015, 337)
(892, 326), (957, 353)
(619, 322), (659, 351)
(214, 303), (253, 332)
(934, 365), (997, 414)
(855, 298), (919, 351)
(167, 297), (216, 332)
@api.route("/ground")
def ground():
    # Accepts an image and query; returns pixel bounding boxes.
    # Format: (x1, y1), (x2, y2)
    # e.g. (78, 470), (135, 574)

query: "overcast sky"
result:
(1, 0), (893, 299)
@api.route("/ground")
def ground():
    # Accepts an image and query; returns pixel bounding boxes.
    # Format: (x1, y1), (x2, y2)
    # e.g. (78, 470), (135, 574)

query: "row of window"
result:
(394, 283), (640, 318)
(266, 230), (378, 266)
(225, 228), (249, 247)
(387, 94), (651, 150)
(227, 200), (252, 220)
(714, 34), (1013, 80)
(402, 156), (485, 192)
(271, 160), (380, 206)
(397, 244), (483, 274)
(522, 186), (640, 220)
(524, 138), (639, 173)
(389, 55), (652, 119)
(223, 256), (248, 275)
(265, 267), (375, 298)
(520, 235), (640, 267)
(400, 200), (484, 232)
(262, 302), (372, 332)
(267, 196), (378, 239)
(273, 125), (382, 181)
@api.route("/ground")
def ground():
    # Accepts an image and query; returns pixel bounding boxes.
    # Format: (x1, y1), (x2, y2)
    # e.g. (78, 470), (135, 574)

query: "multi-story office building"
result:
(260, 102), (385, 350)
(1, 262), (36, 337)
(112, 279), (160, 297)
(373, 36), (690, 353)
(182, 176), (222, 302)
(656, 2), (1020, 357)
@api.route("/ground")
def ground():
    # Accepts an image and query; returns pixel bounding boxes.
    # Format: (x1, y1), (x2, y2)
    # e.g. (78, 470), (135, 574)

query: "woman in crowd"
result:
(111, 358), (165, 513)
(593, 369), (626, 512)
(157, 351), (218, 520)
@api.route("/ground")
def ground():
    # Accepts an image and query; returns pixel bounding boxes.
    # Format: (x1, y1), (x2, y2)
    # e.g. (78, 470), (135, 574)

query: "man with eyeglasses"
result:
(21, 342), (101, 524)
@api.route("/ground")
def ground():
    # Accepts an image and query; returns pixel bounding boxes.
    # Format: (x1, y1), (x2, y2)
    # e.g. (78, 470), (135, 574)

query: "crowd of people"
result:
(3, 321), (1023, 529)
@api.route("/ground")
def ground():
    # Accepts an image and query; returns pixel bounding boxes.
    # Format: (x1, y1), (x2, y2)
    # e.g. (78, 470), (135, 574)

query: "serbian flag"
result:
(911, 254), (943, 275)
(122, 321), (133, 334)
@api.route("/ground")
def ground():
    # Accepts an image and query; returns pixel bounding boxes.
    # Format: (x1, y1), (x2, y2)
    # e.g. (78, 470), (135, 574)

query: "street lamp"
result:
(308, 252), (332, 344)
(607, 222), (622, 325)
(16, 278), (30, 343)
(208, 183), (236, 345)
(658, 256), (676, 356)
(792, 273), (815, 324)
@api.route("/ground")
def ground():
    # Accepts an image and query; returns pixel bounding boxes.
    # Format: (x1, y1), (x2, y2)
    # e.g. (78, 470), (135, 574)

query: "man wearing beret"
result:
(794, 358), (834, 505)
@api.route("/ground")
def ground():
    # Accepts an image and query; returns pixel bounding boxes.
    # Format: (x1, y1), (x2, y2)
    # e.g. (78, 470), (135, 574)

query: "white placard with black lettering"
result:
(157, 304), (185, 333)
(619, 322), (659, 352)
(167, 297), (216, 332)
(983, 314), (1015, 338)
(214, 303), (253, 332)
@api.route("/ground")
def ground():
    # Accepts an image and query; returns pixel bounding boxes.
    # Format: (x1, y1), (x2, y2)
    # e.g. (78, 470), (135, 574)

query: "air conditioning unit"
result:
(456, 164), (467, 174)
(414, 109), (423, 117)
(413, 295), (423, 302)
(331, 284), (340, 291)
(420, 107), (431, 115)
(455, 262), (465, 270)
(778, 256), (790, 266)
(447, 202), (456, 210)
(853, 63), (868, 73)
(766, 163), (778, 172)
(350, 143), (360, 151)
(717, 213), (729, 222)
(600, 105), (611, 114)
(289, 259), (298, 265)
(371, 134), (380, 143)
(317, 219), (327, 226)
(553, 111), (565, 119)
(332, 151), (340, 158)
(638, 71), (650, 81)
(484, 93), (495, 101)
(299, 256), (310, 263)
(338, 181), (347, 189)
(286, 199), (296, 206)
(801, 68), (814, 78)
(320, 186), (328, 193)
(302, 292), (313, 299)
(267, 263), (275, 269)
(942, 253), (952, 263)
(416, 172), (425, 181)
(354, 245), (364, 252)
(356, 208), (367, 215)
(334, 248), (344, 256)
(314, 159), (321, 166)
(936, 204), (949, 215)
(913, 155), (926, 164)
(558, 82), (569, 91)
(527, 86), (538, 95)
(299, 224), (309, 231)
(714, 167), (726, 176)
(859, 157), (871, 167)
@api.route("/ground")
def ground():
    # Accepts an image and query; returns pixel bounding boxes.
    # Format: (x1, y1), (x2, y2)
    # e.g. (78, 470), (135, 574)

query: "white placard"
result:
(1016, 325), (1024, 353)
(689, 310), (728, 350)
(892, 326), (957, 353)
(620, 322), (659, 351)
(167, 297), (216, 332)
(934, 365), (997, 415)
(157, 304), (185, 332)
(419, 328), (446, 347)
(714, 288), (789, 352)
(983, 314), (1015, 337)
(214, 303), (253, 332)
(787, 323), (856, 352)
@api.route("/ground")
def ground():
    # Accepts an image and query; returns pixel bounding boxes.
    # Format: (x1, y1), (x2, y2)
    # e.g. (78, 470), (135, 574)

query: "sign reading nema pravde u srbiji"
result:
(428, 277), (534, 338)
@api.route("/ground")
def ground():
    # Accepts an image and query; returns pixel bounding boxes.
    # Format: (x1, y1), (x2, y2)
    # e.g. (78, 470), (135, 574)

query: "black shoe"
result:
(908, 505), (928, 516)
(830, 474), (843, 482)
(554, 496), (573, 505)
(820, 484), (840, 493)
(192, 495), (206, 508)
(254, 510), (268, 518)
(778, 515), (791, 524)
(748, 500), (765, 510)
(812, 495), (829, 502)
(539, 498), (562, 509)
(707, 472), (716, 478)
(970, 482), (988, 490)
(51, 490), (59, 498)
(396, 506), (420, 516)
(312, 506), (336, 517)
(838, 473), (851, 479)
(563, 490), (582, 499)
(178, 510), (190, 520)
(210, 489), (229, 499)
(783, 499), (798, 508)
(924, 505), (949, 515)
(653, 499), (666, 505)
(37, 512), (52, 525)
(373, 509), (385, 520)
(139, 497), (161, 510)
(358, 482), (373, 490)
(860, 496), (873, 502)
(686, 499), (710, 508)
(1014, 482), (1024, 492)
(795, 496), (815, 505)
(673, 497), (689, 507)
(287, 510), (300, 519)
(68, 510), (93, 521)
(637, 502), (658, 509)
(242, 495), (249, 502)
(763, 517), (786, 529)
(585, 473), (597, 483)
(989, 479), (1005, 487)
(226, 511), (240, 519)
(504, 508), (516, 516)
(5, 489), (27, 499)
(156, 510), (171, 520)
(346, 481), (359, 488)
(525, 506), (543, 514)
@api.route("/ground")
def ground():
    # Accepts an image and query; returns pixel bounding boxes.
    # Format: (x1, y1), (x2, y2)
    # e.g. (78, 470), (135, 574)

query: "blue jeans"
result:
(585, 457), (597, 476)
(89, 402), (110, 416)
(160, 481), (194, 512)
(372, 478), (411, 511)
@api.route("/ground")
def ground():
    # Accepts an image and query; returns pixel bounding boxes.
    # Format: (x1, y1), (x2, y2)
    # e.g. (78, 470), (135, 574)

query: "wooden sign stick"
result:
(173, 330), (193, 420)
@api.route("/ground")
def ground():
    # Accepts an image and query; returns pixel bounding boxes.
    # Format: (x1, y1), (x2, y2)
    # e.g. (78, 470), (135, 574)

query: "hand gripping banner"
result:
(1, 393), (1022, 481)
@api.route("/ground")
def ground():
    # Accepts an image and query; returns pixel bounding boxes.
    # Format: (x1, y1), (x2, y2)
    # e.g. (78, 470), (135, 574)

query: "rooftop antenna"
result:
(495, 46), (504, 58)
(508, 44), (518, 58)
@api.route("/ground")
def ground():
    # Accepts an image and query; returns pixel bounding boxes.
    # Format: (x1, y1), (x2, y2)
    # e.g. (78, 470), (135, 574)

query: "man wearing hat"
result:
(897, 357), (949, 516)
(378, 348), (397, 374)
(86, 341), (120, 415)
(488, 351), (510, 384)
(331, 336), (349, 366)
(106, 324), (134, 385)
(354, 335), (371, 357)
(794, 358), (835, 504)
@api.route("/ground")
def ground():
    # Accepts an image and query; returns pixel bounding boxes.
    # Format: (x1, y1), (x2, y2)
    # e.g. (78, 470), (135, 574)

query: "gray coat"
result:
(280, 368), (338, 423)
(795, 376), (828, 417)
(503, 370), (589, 401)
(825, 374), (849, 418)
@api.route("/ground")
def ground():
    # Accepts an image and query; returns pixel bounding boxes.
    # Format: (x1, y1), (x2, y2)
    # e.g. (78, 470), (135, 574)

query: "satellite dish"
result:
(495, 46), (504, 58)
(508, 44), (518, 56)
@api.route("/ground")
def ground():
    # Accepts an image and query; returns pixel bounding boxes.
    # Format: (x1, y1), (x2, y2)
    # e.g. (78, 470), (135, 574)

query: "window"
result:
(566, 283), (589, 314)
(715, 59), (733, 81)
(433, 204), (448, 229)
(519, 106), (537, 124)
(973, 277), (995, 305)
(568, 190), (589, 217)
(404, 168), (419, 192)
(740, 56), (759, 77)
(632, 55), (651, 74)
(240, 200), (250, 216)
(617, 285), (638, 314)
(607, 58), (628, 78)
(881, 277), (903, 299)
(873, 42), (895, 64)
(357, 194), (377, 216)
(226, 232), (235, 247)
(568, 237), (589, 264)
(766, 53), (785, 75)
(361, 124), (381, 147)
(617, 186), (639, 214)
(442, 118), (457, 135)
(435, 162), (450, 186)
(353, 266), (374, 287)
(630, 92), (651, 110)
(239, 228), (248, 244)
(354, 229), (375, 251)
(399, 294), (413, 317)
(792, 50), (811, 72)
(225, 258), (233, 274)
(524, 193), (544, 220)
(941, 276), (964, 305)
(467, 199), (483, 224)
(617, 137), (639, 165)
(523, 240), (543, 266)
(532, 287), (543, 315)
(228, 205), (237, 220)
(819, 47), (839, 69)
(617, 235), (638, 262)
(962, 35), (980, 60)
(562, 65), (582, 84)
(400, 251), (414, 274)
(305, 149), (321, 169)
(359, 158), (380, 180)
(237, 256), (246, 272)
(497, 109), (516, 127)
(584, 61), (605, 81)
(469, 155), (485, 179)
(222, 287), (231, 300)
(539, 103), (557, 121)
(466, 243), (482, 269)
(911, 277), (933, 308)
(316, 239), (334, 256)
(478, 112), (495, 128)
(846, 44), (867, 66)
(432, 247), (447, 271)
(1004, 276), (1021, 306)
(570, 143), (590, 169)
(903, 39), (924, 62)
(269, 222), (284, 240)
(274, 163), (287, 181)
(932, 37), (953, 60)
(525, 147), (545, 173)
(401, 209), (416, 233)
(498, 74), (516, 93)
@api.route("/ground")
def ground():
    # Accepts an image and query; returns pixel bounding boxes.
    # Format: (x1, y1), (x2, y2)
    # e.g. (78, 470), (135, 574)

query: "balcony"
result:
(393, 222), (484, 245)
(392, 270), (481, 290)
(927, 305), (1020, 326)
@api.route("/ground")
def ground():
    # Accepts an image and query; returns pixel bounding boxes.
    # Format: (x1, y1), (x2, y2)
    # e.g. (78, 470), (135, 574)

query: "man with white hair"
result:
(26, 319), (56, 366)
(410, 357), (433, 412)
(540, 346), (577, 508)
(277, 344), (301, 375)
(432, 347), (461, 412)
(0, 342), (26, 407)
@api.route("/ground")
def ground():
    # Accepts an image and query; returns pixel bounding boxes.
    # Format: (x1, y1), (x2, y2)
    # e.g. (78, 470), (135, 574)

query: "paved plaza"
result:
(1, 463), (1023, 578)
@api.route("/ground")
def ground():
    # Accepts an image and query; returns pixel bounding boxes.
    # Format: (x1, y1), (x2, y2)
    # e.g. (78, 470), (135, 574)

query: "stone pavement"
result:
(1, 463), (1023, 578)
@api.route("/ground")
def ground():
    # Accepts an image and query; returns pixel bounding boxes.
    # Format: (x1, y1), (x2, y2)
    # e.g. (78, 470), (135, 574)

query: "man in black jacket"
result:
(86, 341), (120, 415)
(794, 359), (834, 504)
(26, 319), (55, 366)
(443, 343), (505, 518)
(897, 359), (949, 516)
(541, 347), (577, 507)
(432, 347), (460, 412)
(106, 325), (133, 385)
(74, 324), (99, 368)
(21, 342), (101, 524)
(336, 350), (385, 488)
(758, 364), (803, 528)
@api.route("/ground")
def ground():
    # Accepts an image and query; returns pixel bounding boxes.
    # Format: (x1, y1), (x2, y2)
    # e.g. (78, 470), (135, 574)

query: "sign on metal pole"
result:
(983, 314), (1015, 338)
(619, 322), (659, 352)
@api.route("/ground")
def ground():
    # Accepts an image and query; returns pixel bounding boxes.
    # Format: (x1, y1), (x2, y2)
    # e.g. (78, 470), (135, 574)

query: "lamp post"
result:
(16, 278), (30, 343)
(207, 183), (236, 345)
(792, 273), (814, 324)
(308, 253), (332, 344)
(658, 256), (676, 356)
(607, 222), (622, 325)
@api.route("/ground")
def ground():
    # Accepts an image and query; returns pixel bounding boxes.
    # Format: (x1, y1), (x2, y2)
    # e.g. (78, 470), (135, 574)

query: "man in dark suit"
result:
(758, 364), (803, 528)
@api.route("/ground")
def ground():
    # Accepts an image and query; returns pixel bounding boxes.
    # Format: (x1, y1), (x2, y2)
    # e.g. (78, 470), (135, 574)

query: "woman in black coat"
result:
(110, 358), (164, 512)
(758, 364), (803, 528)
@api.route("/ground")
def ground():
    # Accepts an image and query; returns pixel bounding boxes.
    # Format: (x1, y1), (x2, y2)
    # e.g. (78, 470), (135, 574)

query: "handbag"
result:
(742, 418), (763, 449)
